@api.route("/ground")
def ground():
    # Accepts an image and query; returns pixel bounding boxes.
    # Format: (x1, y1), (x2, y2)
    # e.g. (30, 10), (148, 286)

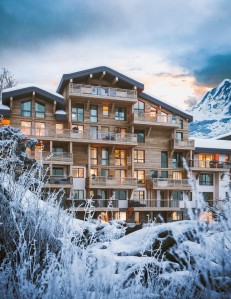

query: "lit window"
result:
(115, 107), (126, 120)
(133, 191), (145, 200)
(134, 170), (145, 184)
(73, 168), (84, 178)
(134, 150), (145, 163)
(21, 121), (31, 135)
(103, 106), (109, 117)
(72, 105), (84, 122)
(173, 171), (183, 180)
(115, 149), (126, 166)
(21, 101), (31, 117)
(35, 102), (45, 118)
(35, 122), (46, 136)
(91, 168), (98, 177)
(91, 148), (98, 165)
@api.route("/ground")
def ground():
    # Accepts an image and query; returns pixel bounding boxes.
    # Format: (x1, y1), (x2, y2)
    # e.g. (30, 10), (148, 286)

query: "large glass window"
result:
(90, 105), (98, 122)
(176, 132), (183, 140)
(102, 148), (109, 166)
(115, 190), (126, 200)
(21, 101), (32, 117)
(133, 191), (145, 200)
(134, 100), (144, 113)
(91, 148), (98, 165)
(115, 107), (126, 120)
(134, 150), (145, 163)
(53, 167), (64, 176)
(73, 168), (84, 178)
(35, 102), (45, 118)
(172, 191), (183, 200)
(35, 122), (46, 136)
(161, 151), (168, 168)
(200, 192), (213, 201)
(199, 173), (213, 186)
(160, 171), (168, 178)
(172, 152), (183, 168)
(173, 171), (183, 180)
(115, 149), (126, 166)
(103, 106), (109, 117)
(134, 170), (145, 184)
(21, 121), (31, 135)
(72, 125), (84, 134)
(134, 129), (145, 143)
(72, 105), (84, 122)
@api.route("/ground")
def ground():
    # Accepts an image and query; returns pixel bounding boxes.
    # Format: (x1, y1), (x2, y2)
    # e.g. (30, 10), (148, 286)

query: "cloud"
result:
(193, 54), (231, 86)
(184, 97), (198, 108)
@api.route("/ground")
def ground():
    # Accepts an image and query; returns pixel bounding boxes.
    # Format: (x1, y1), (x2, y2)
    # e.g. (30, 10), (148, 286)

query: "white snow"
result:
(193, 138), (231, 149)
(55, 109), (67, 115)
(0, 103), (10, 110)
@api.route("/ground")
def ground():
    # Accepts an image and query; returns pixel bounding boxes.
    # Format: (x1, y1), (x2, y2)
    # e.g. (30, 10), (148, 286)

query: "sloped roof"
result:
(56, 66), (144, 94)
(193, 138), (231, 154)
(140, 92), (193, 122)
(2, 86), (64, 108)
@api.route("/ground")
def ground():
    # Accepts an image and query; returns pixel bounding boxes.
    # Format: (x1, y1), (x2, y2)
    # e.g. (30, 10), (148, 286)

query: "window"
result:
(160, 171), (168, 178)
(133, 191), (145, 200)
(72, 125), (84, 134)
(134, 100), (144, 113)
(90, 126), (98, 139)
(72, 190), (84, 200)
(180, 119), (183, 129)
(135, 129), (145, 143)
(199, 173), (213, 186)
(161, 151), (168, 168)
(198, 154), (219, 168)
(115, 190), (126, 200)
(21, 101), (31, 117)
(134, 170), (145, 184)
(101, 169), (109, 177)
(102, 148), (109, 166)
(115, 107), (126, 120)
(35, 102), (45, 118)
(150, 170), (158, 179)
(35, 122), (46, 136)
(56, 123), (63, 133)
(91, 168), (98, 177)
(172, 152), (183, 168)
(21, 121), (31, 135)
(200, 192), (213, 201)
(72, 105), (84, 122)
(91, 148), (98, 165)
(103, 106), (109, 117)
(134, 150), (145, 163)
(53, 147), (64, 153)
(173, 171), (183, 180)
(176, 132), (183, 140)
(115, 149), (126, 166)
(150, 107), (157, 118)
(90, 105), (98, 122)
(172, 191), (183, 201)
(115, 169), (126, 177)
(53, 167), (64, 176)
(73, 168), (84, 178)
(158, 111), (168, 122)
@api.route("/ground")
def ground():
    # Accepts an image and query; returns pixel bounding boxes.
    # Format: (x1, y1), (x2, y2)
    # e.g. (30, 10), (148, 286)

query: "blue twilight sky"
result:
(1, 0), (231, 108)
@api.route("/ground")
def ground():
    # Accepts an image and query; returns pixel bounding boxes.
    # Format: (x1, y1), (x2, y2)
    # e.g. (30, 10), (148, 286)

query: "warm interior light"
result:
(1, 119), (10, 126)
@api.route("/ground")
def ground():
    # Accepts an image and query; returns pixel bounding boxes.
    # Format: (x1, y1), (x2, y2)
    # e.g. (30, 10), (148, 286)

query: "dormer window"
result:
(21, 101), (31, 117)
(35, 102), (45, 118)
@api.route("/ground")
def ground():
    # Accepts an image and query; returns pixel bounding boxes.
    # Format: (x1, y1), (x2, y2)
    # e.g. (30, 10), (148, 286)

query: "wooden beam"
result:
(10, 97), (13, 110)
(111, 145), (115, 156)
(111, 103), (115, 113)
(53, 101), (56, 114)
(99, 71), (106, 80)
(112, 77), (118, 86)
(147, 127), (152, 137)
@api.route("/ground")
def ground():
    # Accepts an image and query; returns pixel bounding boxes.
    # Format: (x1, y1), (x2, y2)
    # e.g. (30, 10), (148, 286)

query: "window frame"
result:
(73, 168), (84, 178)
(199, 173), (213, 186)
(134, 150), (145, 163)
(115, 107), (126, 121)
(35, 102), (45, 118)
(134, 129), (145, 143)
(134, 100), (145, 113)
(134, 170), (145, 184)
(72, 104), (84, 122)
(115, 149), (126, 166)
(21, 100), (32, 117)
(90, 105), (98, 122)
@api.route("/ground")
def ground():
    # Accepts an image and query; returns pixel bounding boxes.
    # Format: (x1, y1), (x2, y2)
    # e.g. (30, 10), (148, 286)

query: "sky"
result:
(1, 0), (231, 109)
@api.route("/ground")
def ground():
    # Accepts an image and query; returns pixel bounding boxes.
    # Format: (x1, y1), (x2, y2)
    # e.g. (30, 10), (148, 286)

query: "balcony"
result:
(68, 83), (137, 102)
(189, 160), (230, 171)
(151, 178), (191, 190)
(128, 113), (180, 128)
(20, 127), (137, 145)
(45, 176), (73, 188)
(28, 151), (73, 163)
(170, 138), (195, 150)
(67, 199), (119, 211)
(128, 199), (180, 210)
(86, 176), (137, 189)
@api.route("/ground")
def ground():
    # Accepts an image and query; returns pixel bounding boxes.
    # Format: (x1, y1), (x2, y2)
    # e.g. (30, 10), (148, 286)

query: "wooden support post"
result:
(131, 148), (134, 177)
(112, 77), (118, 85)
(99, 71), (106, 80)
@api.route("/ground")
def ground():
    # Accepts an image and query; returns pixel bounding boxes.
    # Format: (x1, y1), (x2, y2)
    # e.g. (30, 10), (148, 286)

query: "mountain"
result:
(189, 79), (231, 138)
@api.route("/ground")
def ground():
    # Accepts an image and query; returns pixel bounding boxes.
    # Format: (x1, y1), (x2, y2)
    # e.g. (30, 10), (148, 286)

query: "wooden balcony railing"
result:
(20, 127), (137, 144)
(170, 138), (195, 149)
(128, 113), (180, 127)
(66, 199), (119, 208)
(189, 160), (230, 169)
(45, 176), (73, 185)
(28, 151), (73, 162)
(87, 176), (137, 188)
(128, 199), (180, 208)
(152, 178), (191, 189)
(68, 83), (137, 100)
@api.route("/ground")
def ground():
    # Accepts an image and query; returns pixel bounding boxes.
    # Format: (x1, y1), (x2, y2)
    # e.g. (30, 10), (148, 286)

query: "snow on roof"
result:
(55, 110), (66, 115)
(3, 84), (64, 99)
(193, 138), (231, 150)
(215, 132), (231, 140)
(0, 102), (10, 110)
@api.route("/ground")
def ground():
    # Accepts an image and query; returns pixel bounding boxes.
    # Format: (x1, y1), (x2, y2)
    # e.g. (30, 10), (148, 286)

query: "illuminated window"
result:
(72, 105), (84, 122)
(56, 123), (63, 132)
(173, 171), (182, 180)
(35, 122), (46, 136)
(35, 102), (45, 118)
(21, 121), (31, 135)
(73, 168), (84, 178)
(134, 150), (145, 163)
(90, 168), (98, 177)
(133, 191), (145, 200)
(150, 107), (157, 118)
(134, 170), (145, 184)
(103, 106), (109, 117)
(91, 148), (98, 165)
(21, 101), (31, 117)
(115, 149), (126, 166)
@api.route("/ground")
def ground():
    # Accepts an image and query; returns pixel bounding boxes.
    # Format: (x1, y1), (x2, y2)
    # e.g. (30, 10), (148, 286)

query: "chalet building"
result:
(1, 66), (230, 223)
